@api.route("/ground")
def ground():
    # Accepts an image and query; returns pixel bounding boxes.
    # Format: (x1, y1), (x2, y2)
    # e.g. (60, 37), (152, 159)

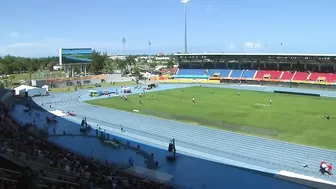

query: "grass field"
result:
(87, 86), (336, 149)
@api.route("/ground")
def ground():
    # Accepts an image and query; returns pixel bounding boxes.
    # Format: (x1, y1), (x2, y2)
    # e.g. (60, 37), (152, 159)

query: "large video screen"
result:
(60, 48), (92, 65)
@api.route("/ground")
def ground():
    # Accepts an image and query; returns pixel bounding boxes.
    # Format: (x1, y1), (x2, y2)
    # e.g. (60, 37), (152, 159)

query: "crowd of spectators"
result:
(0, 103), (175, 189)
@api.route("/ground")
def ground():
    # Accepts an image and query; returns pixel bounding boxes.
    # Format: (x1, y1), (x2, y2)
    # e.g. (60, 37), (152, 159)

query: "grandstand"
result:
(0, 92), (175, 189)
(173, 53), (336, 84)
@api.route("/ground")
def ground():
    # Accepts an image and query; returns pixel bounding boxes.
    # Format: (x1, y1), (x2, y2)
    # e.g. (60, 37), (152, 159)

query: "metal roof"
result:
(174, 53), (336, 57)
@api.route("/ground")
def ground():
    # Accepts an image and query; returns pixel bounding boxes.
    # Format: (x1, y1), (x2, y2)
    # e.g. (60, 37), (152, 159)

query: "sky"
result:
(0, 0), (336, 57)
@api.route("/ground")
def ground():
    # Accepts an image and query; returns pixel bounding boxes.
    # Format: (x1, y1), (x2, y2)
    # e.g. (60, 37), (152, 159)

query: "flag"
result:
(148, 41), (151, 46)
(122, 37), (126, 44)
(280, 42), (283, 46)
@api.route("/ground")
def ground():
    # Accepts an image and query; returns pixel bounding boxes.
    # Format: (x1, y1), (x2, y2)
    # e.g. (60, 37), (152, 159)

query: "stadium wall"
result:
(219, 79), (336, 90)
(156, 78), (336, 90)
(161, 79), (220, 84)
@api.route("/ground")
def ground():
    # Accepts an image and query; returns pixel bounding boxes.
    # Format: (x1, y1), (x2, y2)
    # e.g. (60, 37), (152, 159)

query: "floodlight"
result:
(182, 0), (189, 4)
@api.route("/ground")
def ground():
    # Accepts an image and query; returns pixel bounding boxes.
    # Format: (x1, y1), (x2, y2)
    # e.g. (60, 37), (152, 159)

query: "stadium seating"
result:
(207, 69), (231, 77)
(230, 70), (243, 78)
(309, 72), (330, 82)
(326, 73), (336, 83)
(160, 67), (178, 75)
(240, 70), (256, 79)
(292, 72), (309, 81)
(178, 69), (204, 75)
(175, 68), (336, 84)
(170, 67), (178, 75)
(281, 71), (295, 81)
(0, 103), (175, 189)
(255, 70), (282, 80)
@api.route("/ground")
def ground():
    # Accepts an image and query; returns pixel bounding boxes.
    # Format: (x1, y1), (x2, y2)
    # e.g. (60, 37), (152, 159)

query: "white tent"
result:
(14, 85), (47, 97)
(121, 87), (131, 93)
(42, 85), (49, 92)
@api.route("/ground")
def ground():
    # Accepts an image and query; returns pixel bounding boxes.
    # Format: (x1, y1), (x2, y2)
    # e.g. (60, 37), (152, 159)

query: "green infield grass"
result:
(86, 86), (336, 149)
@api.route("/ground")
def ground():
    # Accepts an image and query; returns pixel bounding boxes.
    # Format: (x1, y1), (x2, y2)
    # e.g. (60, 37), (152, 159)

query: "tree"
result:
(0, 55), (58, 74)
(125, 56), (136, 73)
(149, 62), (157, 70)
(89, 50), (107, 74)
(8, 75), (15, 83)
(47, 61), (58, 71)
(116, 59), (127, 75)
(132, 66), (141, 75)
(166, 59), (175, 68)
(103, 58), (116, 74)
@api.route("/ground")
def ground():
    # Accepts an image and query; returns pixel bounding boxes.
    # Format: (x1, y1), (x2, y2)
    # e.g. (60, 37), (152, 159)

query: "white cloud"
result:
(243, 42), (262, 49)
(8, 32), (19, 39)
(0, 38), (123, 57)
(228, 44), (237, 50)
(7, 42), (44, 48)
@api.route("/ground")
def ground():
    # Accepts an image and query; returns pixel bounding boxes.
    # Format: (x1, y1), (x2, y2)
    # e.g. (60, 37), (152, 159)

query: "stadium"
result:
(174, 53), (336, 85)
(3, 0), (336, 188)
(1, 50), (336, 189)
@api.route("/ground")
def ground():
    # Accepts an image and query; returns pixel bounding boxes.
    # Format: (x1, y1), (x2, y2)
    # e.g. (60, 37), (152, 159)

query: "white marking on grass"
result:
(304, 115), (336, 118)
(239, 85), (266, 87)
(255, 103), (270, 107)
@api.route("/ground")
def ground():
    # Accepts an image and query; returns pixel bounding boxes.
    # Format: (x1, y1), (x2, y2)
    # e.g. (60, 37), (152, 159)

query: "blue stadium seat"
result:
(178, 69), (204, 75)
(208, 69), (231, 77)
(241, 70), (257, 79)
(230, 70), (243, 78)
(172, 75), (209, 79)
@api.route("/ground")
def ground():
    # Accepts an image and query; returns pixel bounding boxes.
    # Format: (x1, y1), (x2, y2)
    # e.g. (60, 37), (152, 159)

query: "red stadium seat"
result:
(293, 72), (309, 81)
(326, 73), (336, 83)
(280, 71), (295, 81)
(255, 70), (282, 79)
(309, 72), (329, 81)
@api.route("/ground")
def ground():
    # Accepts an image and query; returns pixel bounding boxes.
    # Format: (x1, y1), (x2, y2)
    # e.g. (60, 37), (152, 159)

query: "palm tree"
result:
(125, 56), (136, 73)
(103, 59), (116, 74)
(166, 59), (175, 68)
(116, 59), (127, 75)
(132, 66), (141, 75)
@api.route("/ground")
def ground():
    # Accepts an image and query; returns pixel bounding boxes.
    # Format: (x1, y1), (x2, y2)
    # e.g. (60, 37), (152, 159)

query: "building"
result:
(14, 85), (47, 97)
(109, 55), (126, 60)
(175, 53), (336, 73)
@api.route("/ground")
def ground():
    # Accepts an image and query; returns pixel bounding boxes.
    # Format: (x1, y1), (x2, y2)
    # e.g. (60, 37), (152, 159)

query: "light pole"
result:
(182, 0), (189, 53)
(148, 41), (151, 62)
(122, 37), (126, 56)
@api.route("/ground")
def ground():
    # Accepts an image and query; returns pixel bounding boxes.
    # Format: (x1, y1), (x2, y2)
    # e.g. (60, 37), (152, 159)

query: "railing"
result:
(0, 167), (102, 189)
(0, 152), (90, 182)
(46, 140), (190, 189)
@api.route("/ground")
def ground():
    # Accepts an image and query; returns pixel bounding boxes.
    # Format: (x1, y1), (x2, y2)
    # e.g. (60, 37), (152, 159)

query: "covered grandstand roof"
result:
(174, 53), (336, 57)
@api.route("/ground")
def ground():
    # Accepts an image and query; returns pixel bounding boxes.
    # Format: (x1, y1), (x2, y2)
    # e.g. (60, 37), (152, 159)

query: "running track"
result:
(33, 84), (336, 183)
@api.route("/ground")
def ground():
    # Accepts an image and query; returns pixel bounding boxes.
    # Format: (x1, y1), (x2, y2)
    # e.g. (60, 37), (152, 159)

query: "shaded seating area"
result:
(292, 72), (309, 81)
(207, 69), (231, 77)
(240, 70), (256, 79)
(229, 70), (244, 78)
(177, 69), (205, 75)
(255, 70), (282, 80)
(281, 71), (295, 81)
(0, 103), (175, 189)
(175, 68), (336, 84)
